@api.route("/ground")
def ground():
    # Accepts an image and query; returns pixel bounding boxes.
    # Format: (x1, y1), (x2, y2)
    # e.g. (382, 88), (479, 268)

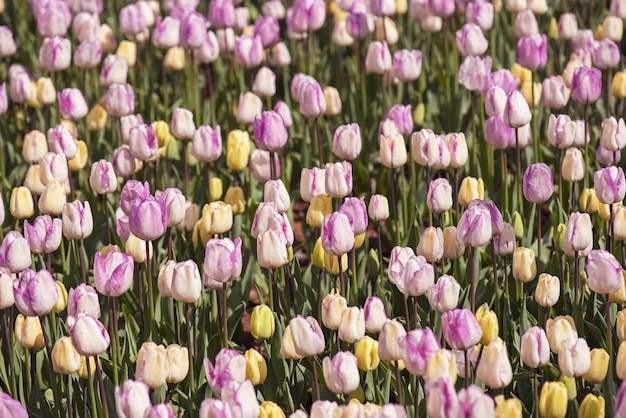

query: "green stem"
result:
(186, 303), (196, 395)
(145, 241), (155, 341)
(221, 283), (228, 348)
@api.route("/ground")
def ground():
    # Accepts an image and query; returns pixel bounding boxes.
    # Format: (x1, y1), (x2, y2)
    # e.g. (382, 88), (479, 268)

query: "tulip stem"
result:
(315, 118), (323, 166)
(390, 168), (401, 245)
(403, 295), (410, 331)
(471, 91), (477, 174)
(606, 294), (613, 358)
(40, 316), (61, 418)
(515, 128), (522, 216)
(221, 283), (228, 348)
(66, 375), (72, 418)
(186, 304), (196, 394)
(470, 247), (476, 312)
(413, 375), (420, 418)
(183, 140), (190, 198)
(103, 194), (111, 245)
(609, 203), (614, 254)
(574, 251), (580, 308)
(464, 349), (470, 389)
(536, 203), (542, 267)
(381, 73), (387, 118)
(86, 359), (97, 418)
(351, 248), (358, 307)
(394, 363), (403, 405)
(339, 256), (346, 296)
(108, 297), (119, 386)
(310, 357), (320, 402)
(77, 239), (87, 284)
(205, 163), (212, 203)
(533, 369), (539, 418)
(584, 104), (589, 189)
(95, 358), (109, 418)
(376, 224), (384, 294)
(500, 150), (509, 218)
(145, 241), (156, 341)
(2, 310), (16, 397)
(491, 244), (499, 320)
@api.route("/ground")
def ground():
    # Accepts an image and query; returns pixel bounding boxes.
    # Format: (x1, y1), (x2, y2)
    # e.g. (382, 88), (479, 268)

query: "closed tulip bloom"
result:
(379, 134), (407, 168)
(289, 315), (325, 357)
(191, 125), (222, 163)
(459, 55), (492, 92)
(563, 212), (593, 257)
(600, 117), (626, 152)
(323, 352), (360, 394)
(365, 41), (392, 74)
(594, 166), (626, 204)
(199, 399), (233, 418)
(442, 226), (465, 259)
(134, 341), (169, 388)
(571, 67), (602, 104)
(593, 39), (621, 70)
(514, 9), (538, 38)
(363, 296), (387, 333)
(221, 380), (260, 418)
(299, 80), (327, 118)
(458, 177), (484, 207)
(429, 0), (454, 17)
(0, 26), (17, 58)
(234, 34), (263, 68)
(557, 13), (577, 39)
(542, 77), (569, 109)
(120, 180), (150, 216)
(38, 36), (71, 72)
(155, 188), (186, 228)
(0, 269), (14, 309)
(512, 247), (536, 283)
(475, 304), (498, 345)
(332, 123), (362, 160)
(68, 283), (100, 318)
(322, 212), (355, 256)
(88, 159), (117, 195)
(67, 313), (110, 356)
(561, 148), (585, 182)
(9, 69), (33, 104)
(393, 49), (422, 82)
(39, 152), (68, 186)
(93, 250), (134, 297)
(338, 197), (368, 235)
(411, 130), (450, 169)
(299, 168), (326, 202)
(493, 396), (522, 418)
(321, 86), (341, 116)
(378, 319), (407, 361)
(602, 15), (624, 41)
(427, 274), (460, 312)
(416, 227), (444, 263)
(100, 55), (128, 87)
(280, 325), (303, 360)
(426, 178), (453, 214)
(38, 181), (67, 216)
(475, 340), (512, 389)
(128, 123), (158, 162)
(13, 268), (58, 316)
(546, 316), (578, 353)
(503, 91), (532, 129)
(115, 380), (151, 418)
(254, 111), (288, 152)
(170, 107), (195, 140)
(225, 130), (251, 172)
(152, 16), (180, 49)
(47, 124), (77, 159)
(456, 23), (488, 57)
(484, 86), (507, 118)
(250, 304), (274, 340)
(251, 202), (280, 238)
(425, 349), (457, 383)
(465, 0), (493, 31)
(22, 130), (48, 164)
(398, 327), (441, 376)
(485, 115), (516, 149)
(105, 83), (134, 118)
(51, 336), (81, 375)
(424, 377), (460, 418)
(14, 314), (44, 350)
(353, 336), (380, 372)
(442, 309), (482, 350)
(558, 337), (591, 377)
(325, 161), (353, 198)
(163, 344), (189, 384)
(547, 114), (577, 149)
(338, 307), (365, 343)
(578, 394), (605, 418)
(618, 381), (626, 418)
(257, 229), (289, 269)
(367, 194), (389, 222)
(236, 92), (263, 125)
(143, 404), (176, 418)
(170, 260), (202, 303)
(445, 132), (468, 168)
(586, 249), (623, 294)
(515, 34), (547, 71)
(57, 88), (88, 122)
(456, 203), (492, 247)
(532, 273), (560, 307)
(264, 180), (290, 213)
(539, 382), (568, 418)
(129, 195), (167, 241)
(24, 215), (62, 254)
(203, 237), (242, 285)
(10, 187), (35, 219)
(523, 163), (554, 203)
(520, 326), (550, 368)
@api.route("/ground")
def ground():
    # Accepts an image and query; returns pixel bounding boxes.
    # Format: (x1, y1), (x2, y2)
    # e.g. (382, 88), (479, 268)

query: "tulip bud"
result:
(523, 163), (554, 203)
(289, 315), (325, 357)
(458, 177), (484, 207)
(51, 336), (81, 375)
(535, 273), (560, 307)
(581, 348), (609, 384)
(250, 304), (274, 341)
(378, 319), (407, 361)
(322, 293), (347, 331)
(135, 341), (169, 388)
(14, 314), (44, 350)
(425, 350), (457, 383)
(244, 348), (267, 387)
(355, 336), (380, 371)
(398, 327), (440, 376)
(476, 340), (513, 389)
(539, 382), (568, 418)
(338, 306), (365, 343)
(475, 304), (498, 345)
(10, 187), (35, 219)
(114, 380), (151, 418)
(546, 315), (578, 353)
(368, 194), (390, 222)
(579, 394), (605, 418)
(442, 308), (482, 350)
(512, 247), (536, 283)
(558, 337), (591, 377)
(323, 352), (360, 394)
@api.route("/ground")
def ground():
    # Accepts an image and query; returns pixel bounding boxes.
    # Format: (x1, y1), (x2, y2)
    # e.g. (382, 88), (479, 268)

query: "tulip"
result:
(558, 337), (591, 377)
(332, 124), (362, 160)
(23, 215), (61, 255)
(242, 348), (267, 387)
(364, 41), (392, 74)
(475, 340), (512, 389)
(398, 327), (441, 376)
(47, 124), (77, 159)
(581, 348), (609, 384)
(424, 378), (460, 418)
(442, 309), (482, 351)
(203, 237), (243, 285)
(618, 342), (626, 380)
(221, 380), (260, 418)
(523, 163), (554, 203)
(164, 344), (189, 384)
(250, 304), (274, 340)
(593, 39), (621, 70)
(562, 212), (593, 258)
(14, 314), (44, 350)
(199, 399), (233, 418)
(38, 36), (71, 72)
(443, 226), (465, 259)
(504, 91), (532, 129)
(128, 123), (158, 162)
(416, 227), (444, 263)
(539, 382), (568, 418)
(457, 177), (484, 206)
(93, 249), (134, 297)
(456, 23), (488, 57)
(254, 111), (289, 152)
(323, 352), (360, 394)
(456, 203), (492, 248)
(571, 67), (602, 104)
(425, 350), (458, 383)
(594, 166), (626, 204)
(393, 49), (422, 82)
(411, 130), (450, 169)
(129, 195), (167, 241)
(100, 55), (128, 87)
(512, 247), (536, 283)
(546, 316), (578, 353)
(115, 380), (151, 418)
(586, 249), (623, 294)
(338, 307), (365, 343)
(533, 273), (560, 307)
(289, 315), (325, 357)
(458, 386), (496, 417)
(12, 268), (59, 317)
(67, 313), (110, 356)
(68, 283), (100, 318)
(321, 293), (347, 330)
(459, 55), (493, 92)
(299, 79), (327, 118)
(143, 404), (175, 418)
(170, 260), (202, 303)
(0, 393), (26, 418)
(378, 319), (407, 361)
(380, 133), (408, 168)
(429, 0), (455, 17)
(514, 9), (538, 38)
(51, 336), (81, 375)
(579, 394), (605, 418)
(257, 229), (289, 269)
(105, 83), (135, 118)
(362, 296), (386, 333)
(475, 304), (498, 345)
(369, 194), (390, 221)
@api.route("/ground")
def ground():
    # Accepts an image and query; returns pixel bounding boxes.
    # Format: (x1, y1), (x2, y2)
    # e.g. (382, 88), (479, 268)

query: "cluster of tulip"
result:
(2, 0), (626, 417)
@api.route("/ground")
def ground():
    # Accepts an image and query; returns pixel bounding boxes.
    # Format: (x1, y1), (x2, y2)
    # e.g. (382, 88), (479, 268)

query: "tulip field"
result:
(3, 0), (626, 416)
